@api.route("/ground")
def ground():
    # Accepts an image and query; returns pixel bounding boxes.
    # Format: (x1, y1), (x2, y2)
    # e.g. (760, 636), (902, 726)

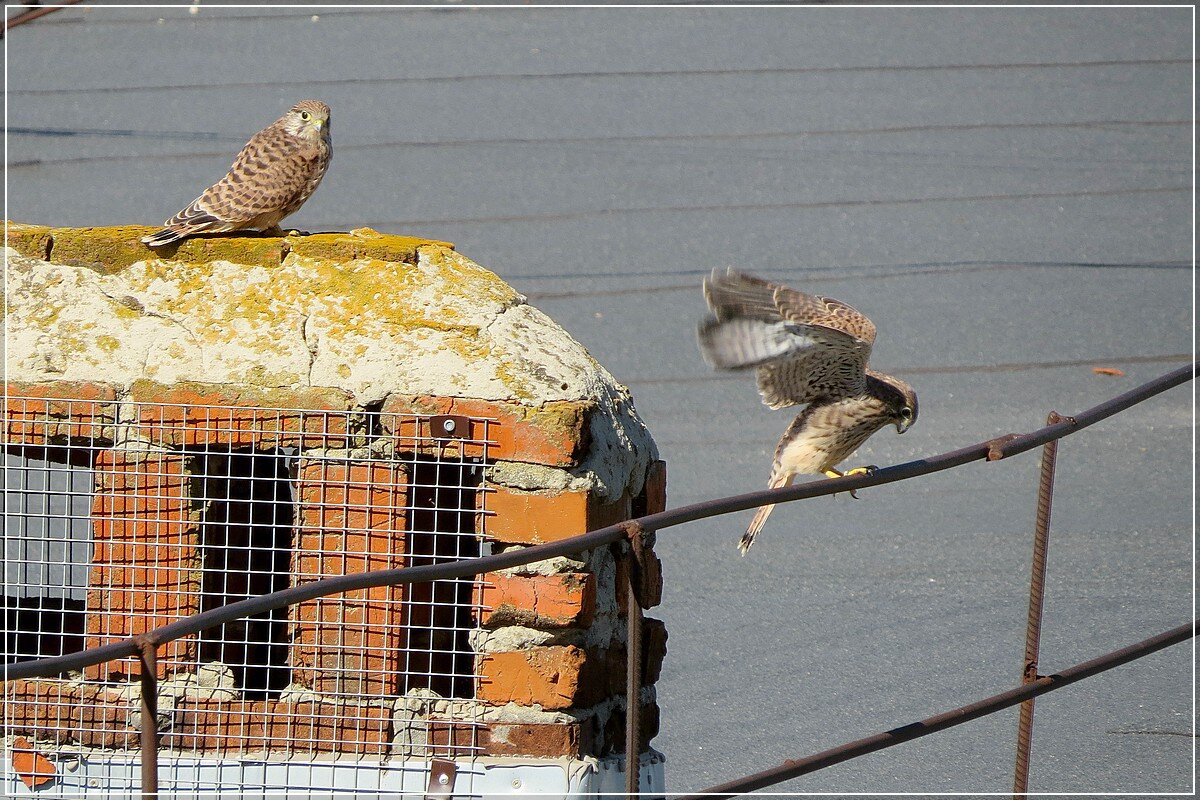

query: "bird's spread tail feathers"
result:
(739, 471), (795, 555)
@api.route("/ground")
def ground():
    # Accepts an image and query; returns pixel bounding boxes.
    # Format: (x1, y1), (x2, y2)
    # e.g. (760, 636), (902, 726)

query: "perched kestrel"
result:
(142, 100), (332, 247)
(697, 268), (918, 555)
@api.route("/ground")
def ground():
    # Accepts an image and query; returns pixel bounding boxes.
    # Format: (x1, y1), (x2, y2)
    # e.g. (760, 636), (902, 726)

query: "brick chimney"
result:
(3, 223), (666, 791)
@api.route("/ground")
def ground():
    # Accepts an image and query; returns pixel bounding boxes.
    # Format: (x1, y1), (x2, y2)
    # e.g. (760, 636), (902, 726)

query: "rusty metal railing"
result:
(5, 361), (1195, 798)
(2, 0), (84, 37)
(678, 619), (1195, 799)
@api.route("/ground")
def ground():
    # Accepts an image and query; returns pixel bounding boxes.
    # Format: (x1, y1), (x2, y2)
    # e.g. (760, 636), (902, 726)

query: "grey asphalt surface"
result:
(5, 5), (1195, 795)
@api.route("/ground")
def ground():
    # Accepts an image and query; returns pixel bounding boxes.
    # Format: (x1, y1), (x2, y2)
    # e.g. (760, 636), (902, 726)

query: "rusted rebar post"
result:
(1013, 411), (1063, 797)
(138, 640), (160, 800)
(624, 522), (646, 798)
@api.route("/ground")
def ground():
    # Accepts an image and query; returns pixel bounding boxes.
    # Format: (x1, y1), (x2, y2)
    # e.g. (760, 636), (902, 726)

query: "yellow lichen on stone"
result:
(281, 254), (499, 335)
(286, 228), (453, 263)
(51, 320), (100, 365)
(29, 299), (64, 327)
(170, 234), (284, 267)
(492, 359), (533, 402)
(6, 222), (660, 503)
(5, 222), (53, 260)
(9, 223), (466, 276)
(43, 225), (286, 271)
(419, 244), (519, 308)
(245, 364), (303, 386)
(48, 226), (163, 273)
(113, 303), (143, 321)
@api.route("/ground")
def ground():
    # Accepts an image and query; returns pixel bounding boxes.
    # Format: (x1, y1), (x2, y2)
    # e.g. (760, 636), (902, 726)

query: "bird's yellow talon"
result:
(826, 465), (876, 499)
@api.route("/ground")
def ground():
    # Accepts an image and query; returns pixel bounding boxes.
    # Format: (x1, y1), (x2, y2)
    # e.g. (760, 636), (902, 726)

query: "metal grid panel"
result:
(3, 396), (495, 796)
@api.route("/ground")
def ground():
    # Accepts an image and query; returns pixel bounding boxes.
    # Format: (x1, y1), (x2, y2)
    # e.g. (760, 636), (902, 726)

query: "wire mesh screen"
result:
(4, 396), (494, 796)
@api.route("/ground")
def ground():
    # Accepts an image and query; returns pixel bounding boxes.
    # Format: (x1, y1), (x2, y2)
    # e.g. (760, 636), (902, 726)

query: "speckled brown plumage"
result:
(697, 268), (919, 554)
(142, 100), (332, 247)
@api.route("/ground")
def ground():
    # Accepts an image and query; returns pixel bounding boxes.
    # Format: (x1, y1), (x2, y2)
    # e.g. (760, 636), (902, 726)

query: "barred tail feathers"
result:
(142, 198), (231, 246)
(738, 471), (795, 555)
(140, 227), (187, 247)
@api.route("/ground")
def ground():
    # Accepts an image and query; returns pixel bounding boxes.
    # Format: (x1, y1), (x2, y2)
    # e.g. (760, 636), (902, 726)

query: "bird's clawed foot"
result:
(824, 465), (878, 499)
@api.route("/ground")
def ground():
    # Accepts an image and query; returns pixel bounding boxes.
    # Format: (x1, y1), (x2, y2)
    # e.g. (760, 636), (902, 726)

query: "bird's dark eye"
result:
(299, 111), (311, 121)
(900, 407), (913, 420)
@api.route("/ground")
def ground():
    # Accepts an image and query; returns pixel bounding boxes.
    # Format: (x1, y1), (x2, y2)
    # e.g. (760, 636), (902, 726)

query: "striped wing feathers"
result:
(193, 125), (316, 225)
(699, 268), (877, 408)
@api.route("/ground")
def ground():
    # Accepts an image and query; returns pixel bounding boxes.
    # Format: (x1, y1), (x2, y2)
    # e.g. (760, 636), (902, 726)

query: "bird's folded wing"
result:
(193, 130), (313, 225)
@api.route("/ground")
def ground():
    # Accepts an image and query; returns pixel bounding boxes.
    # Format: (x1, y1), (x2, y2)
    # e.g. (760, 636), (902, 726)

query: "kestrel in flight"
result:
(142, 100), (332, 247)
(697, 268), (918, 555)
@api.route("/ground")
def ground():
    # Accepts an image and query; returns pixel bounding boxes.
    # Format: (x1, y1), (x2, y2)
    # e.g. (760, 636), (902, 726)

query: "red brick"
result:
(291, 459), (410, 695)
(481, 487), (629, 545)
(592, 646), (628, 701)
(634, 460), (667, 517)
(579, 621), (666, 702)
(164, 697), (392, 755)
(3, 680), (80, 745)
(479, 572), (595, 628)
(3, 681), (139, 749)
(294, 460), (410, 541)
(616, 546), (664, 613)
(427, 719), (486, 758)
(163, 699), (268, 753)
(73, 688), (140, 749)
(478, 646), (587, 710)
(4, 381), (118, 445)
(482, 720), (594, 758)
(10, 736), (55, 789)
(130, 380), (354, 448)
(382, 395), (593, 466)
(91, 451), (197, 543)
(264, 700), (392, 755)
(85, 450), (200, 679)
(642, 617), (668, 685)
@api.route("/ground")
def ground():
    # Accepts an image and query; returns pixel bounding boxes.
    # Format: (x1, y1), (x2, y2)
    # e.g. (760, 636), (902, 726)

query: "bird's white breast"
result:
(774, 396), (890, 475)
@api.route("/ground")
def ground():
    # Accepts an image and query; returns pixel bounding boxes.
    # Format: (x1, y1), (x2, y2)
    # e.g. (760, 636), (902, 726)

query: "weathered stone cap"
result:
(4, 223), (657, 498)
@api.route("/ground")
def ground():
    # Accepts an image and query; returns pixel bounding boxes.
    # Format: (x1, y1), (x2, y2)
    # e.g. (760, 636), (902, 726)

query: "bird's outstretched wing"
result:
(697, 268), (876, 408)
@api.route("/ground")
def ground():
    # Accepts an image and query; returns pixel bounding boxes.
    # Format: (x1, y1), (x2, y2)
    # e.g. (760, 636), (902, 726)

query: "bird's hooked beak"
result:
(895, 418), (911, 434)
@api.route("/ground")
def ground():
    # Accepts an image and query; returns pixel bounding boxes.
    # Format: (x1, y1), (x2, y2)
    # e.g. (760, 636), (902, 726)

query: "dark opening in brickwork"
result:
(402, 457), (483, 700)
(192, 448), (294, 697)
